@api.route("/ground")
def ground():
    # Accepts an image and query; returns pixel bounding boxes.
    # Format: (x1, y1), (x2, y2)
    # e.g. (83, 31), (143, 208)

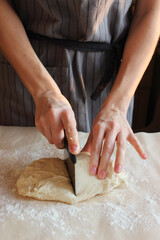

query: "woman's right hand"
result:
(0, 0), (78, 155)
(34, 89), (80, 154)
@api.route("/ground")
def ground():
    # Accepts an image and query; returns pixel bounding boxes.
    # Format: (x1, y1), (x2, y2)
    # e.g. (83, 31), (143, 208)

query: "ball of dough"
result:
(16, 152), (126, 204)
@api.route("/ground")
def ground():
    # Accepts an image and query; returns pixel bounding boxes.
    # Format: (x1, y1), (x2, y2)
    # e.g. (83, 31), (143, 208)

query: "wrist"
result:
(102, 90), (131, 116)
(29, 68), (61, 102)
(17, 58), (61, 102)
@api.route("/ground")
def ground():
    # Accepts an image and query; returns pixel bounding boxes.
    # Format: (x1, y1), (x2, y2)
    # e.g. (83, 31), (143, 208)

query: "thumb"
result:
(82, 133), (92, 153)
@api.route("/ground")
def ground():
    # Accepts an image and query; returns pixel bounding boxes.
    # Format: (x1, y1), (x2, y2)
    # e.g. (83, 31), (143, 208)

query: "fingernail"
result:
(70, 145), (78, 152)
(90, 167), (97, 175)
(98, 170), (106, 179)
(116, 164), (122, 173)
(69, 137), (74, 141)
(142, 153), (147, 159)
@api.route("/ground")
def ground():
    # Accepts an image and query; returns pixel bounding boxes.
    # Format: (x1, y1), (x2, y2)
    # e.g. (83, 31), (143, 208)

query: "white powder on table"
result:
(0, 133), (160, 239)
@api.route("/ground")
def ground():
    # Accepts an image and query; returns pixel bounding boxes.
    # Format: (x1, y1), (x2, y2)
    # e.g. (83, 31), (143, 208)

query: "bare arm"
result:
(106, 0), (160, 113)
(84, 0), (160, 178)
(0, 0), (59, 99)
(0, 0), (80, 153)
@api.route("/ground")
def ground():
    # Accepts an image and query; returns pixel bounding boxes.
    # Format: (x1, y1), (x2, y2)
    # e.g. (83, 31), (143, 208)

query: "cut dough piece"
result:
(16, 152), (126, 204)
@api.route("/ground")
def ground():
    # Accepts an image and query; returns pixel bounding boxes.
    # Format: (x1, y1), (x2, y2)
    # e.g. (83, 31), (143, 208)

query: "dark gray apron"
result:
(0, 0), (134, 131)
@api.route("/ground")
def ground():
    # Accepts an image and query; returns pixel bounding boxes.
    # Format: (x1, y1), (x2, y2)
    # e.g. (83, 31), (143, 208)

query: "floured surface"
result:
(16, 153), (126, 204)
(0, 127), (160, 240)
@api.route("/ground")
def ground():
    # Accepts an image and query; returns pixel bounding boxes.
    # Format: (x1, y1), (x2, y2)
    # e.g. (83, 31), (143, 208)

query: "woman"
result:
(0, 0), (159, 179)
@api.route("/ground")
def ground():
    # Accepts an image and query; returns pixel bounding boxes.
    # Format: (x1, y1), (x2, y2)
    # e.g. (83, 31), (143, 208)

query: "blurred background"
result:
(132, 40), (160, 132)
(131, 1), (160, 133)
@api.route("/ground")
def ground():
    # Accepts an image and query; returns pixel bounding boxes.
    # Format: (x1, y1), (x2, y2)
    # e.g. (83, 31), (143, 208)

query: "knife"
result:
(64, 130), (77, 195)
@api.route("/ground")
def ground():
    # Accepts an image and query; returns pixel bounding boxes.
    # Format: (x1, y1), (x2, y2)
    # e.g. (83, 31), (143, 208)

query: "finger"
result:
(98, 131), (116, 179)
(128, 133), (147, 159)
(114, 132), (126, 174)
(54, 129), (65, 149)
(35, 119), (44, 135)
(82, 133), (92, 153)
(49, 114), (65, 149)
(89, 127), (105, 176)
(37, 116), (54, 144)
(61, 109), (80, 154)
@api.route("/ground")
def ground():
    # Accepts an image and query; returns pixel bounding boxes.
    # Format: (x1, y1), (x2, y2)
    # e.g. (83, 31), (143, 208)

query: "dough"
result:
(16, 152), (126, 204)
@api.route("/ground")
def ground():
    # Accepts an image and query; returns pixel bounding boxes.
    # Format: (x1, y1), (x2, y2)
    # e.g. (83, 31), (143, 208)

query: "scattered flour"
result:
(0, 136), (160, 239)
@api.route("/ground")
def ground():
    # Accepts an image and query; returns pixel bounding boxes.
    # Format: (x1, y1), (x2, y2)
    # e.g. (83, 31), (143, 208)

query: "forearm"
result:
(0, 0), (60, 101)
(104, 1), (160, 114)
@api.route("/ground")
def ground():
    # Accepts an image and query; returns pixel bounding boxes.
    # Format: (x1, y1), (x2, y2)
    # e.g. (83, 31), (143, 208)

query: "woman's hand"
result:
(83, 103), (147, 179)
(0, 0), (80, 155)
(35, 89), (80, 154)
(82, 0), (160, 179)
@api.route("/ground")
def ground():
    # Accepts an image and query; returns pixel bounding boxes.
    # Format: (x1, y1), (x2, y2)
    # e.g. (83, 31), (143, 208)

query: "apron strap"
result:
(91, 36), (127, 100)
(27, 30), (123, 52)
(27, 31), (127, 100)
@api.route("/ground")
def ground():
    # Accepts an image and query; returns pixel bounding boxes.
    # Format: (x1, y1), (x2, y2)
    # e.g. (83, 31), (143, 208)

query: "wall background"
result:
(132, 40), (160, 132)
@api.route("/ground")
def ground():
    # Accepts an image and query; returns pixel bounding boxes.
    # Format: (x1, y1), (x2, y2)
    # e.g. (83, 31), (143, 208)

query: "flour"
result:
(0, 129), (160, 240)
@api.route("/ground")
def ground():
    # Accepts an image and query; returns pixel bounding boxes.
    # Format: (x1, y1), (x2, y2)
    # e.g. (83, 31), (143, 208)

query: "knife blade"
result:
(64, 131), (77, 195)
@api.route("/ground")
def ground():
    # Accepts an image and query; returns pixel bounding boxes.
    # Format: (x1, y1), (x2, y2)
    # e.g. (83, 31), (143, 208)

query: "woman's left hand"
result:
(83, 103), (147, 179)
